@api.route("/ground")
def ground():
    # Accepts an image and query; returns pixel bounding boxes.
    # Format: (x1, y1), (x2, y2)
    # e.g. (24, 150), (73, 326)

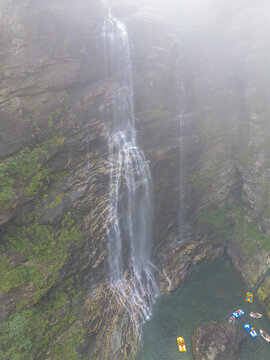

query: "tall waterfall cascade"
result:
(102, 10), (158, 328)
(176, 44), (187, 242)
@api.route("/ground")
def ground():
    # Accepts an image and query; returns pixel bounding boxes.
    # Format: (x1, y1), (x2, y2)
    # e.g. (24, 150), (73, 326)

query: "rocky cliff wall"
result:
(0, 0), (270, 359)
(179, 1), (270, 315)
(0, 1), (122, 358)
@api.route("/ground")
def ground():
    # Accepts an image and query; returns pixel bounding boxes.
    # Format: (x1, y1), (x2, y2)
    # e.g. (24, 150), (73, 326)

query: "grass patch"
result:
(197, 202), (270, 252)
(197, 206), (233, 243)
(46, 193), (64, 210)
(233, 207), (270, 253)
(190, 166), (219, 192)
(1, 213), (82, 299)
(0, 313), (32, 360)
(245, 222), (270, 252)
(0, 136), (66, 213)
(0, 286), (85, 360)
(0, 255), (33, 293)
(48, 328), (86, 360)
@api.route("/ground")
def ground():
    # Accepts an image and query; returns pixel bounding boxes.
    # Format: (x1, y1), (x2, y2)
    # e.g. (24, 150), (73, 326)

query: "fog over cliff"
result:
(0, 0), (269, 359)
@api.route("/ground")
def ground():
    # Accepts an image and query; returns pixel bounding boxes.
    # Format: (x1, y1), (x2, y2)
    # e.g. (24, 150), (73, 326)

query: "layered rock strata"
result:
(192, 322), (247, 360)
(0, 0), (270, 359)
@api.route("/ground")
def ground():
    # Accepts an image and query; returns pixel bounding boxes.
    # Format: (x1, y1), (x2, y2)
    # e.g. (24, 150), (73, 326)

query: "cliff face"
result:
(0, 1), (119, 358)
(0, 0), (269, 359)
(181, 1), (270, 314)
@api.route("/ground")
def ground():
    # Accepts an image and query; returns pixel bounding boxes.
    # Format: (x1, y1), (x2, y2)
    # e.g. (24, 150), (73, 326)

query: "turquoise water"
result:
(136, 258), (270, 360)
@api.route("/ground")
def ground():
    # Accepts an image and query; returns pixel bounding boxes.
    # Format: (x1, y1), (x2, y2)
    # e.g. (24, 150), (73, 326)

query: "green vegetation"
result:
(0, 99), (88, 358)
(0, 255), (33, 293)
(47, 110), (64, 130)
(190, 165), (219, 192)
(0, 178), (15, 211)
(46, 193), (64, 210)
(47, 96), (71, 131)
(197, 206), (233, 243)
(49, 328), (86, 360)
(197, 203), (270, 253)
(0, 313), (32, 360)
(23, 93), (71, 139)
(0, 206), (85, 359)
(0, 136), (66, 213)
(0, 286), (86, 360)
(233, 206), (270, 253)
(1, 213), (82, 299)
(24, 168), (50, 197)
(245, 222), (270, 252)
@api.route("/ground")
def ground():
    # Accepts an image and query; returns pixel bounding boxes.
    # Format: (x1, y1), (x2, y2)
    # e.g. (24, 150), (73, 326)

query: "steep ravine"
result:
(0, 0), (270, 359)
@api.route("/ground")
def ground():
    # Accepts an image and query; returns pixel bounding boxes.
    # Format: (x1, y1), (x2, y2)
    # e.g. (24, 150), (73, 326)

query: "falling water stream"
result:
(176, 44), (187, 242)
(100, 8), (270, 360)
(103, 10), (158, 328)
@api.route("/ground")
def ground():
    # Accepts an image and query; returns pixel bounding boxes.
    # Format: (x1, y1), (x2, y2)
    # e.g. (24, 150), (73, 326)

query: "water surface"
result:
(137, 257), (270, 360)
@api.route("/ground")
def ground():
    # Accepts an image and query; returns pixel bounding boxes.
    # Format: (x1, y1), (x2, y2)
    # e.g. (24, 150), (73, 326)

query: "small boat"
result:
(232, 309), (245, 318)
(250, 312), (262, 319)
(246, 292), (253, 303)
(177, 337), (187, 352)
(244, 324), (258, 338)
(229, 316), (235, 323)
(260, 329), (270, 342)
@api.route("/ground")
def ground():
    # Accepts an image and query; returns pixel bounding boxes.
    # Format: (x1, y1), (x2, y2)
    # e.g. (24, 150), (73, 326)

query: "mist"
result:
(1, 0), (270, 359)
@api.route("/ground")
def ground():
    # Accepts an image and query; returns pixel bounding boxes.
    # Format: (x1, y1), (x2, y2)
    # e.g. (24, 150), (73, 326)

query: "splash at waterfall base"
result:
(97, 10), (225, 358)
(83, 235), (225, 360)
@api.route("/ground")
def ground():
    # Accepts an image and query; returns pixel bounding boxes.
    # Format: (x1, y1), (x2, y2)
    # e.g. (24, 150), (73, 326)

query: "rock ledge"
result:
(192, 322), (246, 360)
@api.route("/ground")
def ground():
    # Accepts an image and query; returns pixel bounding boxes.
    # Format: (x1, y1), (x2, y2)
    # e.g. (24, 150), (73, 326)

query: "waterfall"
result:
(177, 43), (187, 242)
(102, 10), (158, 327)
(86, 136), (90, 170)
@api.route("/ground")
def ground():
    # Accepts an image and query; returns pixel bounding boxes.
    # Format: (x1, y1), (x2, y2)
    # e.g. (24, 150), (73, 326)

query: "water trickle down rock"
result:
(102, 9), (158, 330)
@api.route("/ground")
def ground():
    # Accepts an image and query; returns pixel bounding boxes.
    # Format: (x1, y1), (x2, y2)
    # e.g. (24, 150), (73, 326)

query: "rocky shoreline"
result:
(192, 322), (247, 360)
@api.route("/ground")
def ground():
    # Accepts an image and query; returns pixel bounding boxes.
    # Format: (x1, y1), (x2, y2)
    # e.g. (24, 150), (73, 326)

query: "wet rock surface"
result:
(192, 322), (247, 360)
(0, 0), (270, 359)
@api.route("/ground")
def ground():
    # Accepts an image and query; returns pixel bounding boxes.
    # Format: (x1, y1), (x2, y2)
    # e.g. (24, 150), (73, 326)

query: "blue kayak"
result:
(232, 309), (245, 318)
(244, 324), (258, 338)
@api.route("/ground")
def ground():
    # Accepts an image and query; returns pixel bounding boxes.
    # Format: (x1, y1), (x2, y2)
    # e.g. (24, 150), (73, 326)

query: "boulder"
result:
(192, 322), (246, 360)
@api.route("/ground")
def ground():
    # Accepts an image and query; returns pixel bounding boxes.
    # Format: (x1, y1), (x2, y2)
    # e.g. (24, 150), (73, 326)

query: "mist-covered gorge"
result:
(0, 0), (270, 359)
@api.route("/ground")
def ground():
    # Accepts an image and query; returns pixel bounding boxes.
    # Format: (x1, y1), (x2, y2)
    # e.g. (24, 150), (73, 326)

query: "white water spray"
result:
(102, 10), (158, 327)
